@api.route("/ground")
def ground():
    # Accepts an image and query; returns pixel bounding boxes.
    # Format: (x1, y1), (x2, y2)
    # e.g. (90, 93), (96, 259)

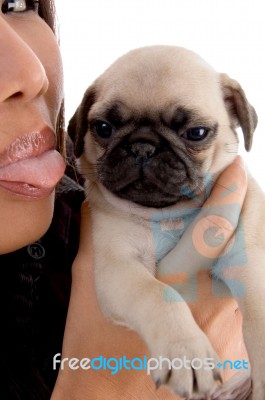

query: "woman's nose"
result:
(0, 17), (49, 103)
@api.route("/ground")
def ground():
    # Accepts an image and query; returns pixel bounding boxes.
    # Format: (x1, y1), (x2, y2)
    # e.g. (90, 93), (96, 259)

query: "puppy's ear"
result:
(220, 73), (258, 151)
(67, 85), (97, 158)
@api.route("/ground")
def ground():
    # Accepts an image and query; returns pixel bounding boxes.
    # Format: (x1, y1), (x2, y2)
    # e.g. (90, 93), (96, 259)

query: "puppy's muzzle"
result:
(97, 129), (203, 208)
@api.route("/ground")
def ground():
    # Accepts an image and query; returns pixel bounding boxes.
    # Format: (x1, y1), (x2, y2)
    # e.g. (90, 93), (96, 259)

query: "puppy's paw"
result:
(149, 329), (221, 399)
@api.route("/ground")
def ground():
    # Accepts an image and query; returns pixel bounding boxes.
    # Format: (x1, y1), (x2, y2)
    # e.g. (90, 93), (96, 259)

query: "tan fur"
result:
(68, 46), (264, 399)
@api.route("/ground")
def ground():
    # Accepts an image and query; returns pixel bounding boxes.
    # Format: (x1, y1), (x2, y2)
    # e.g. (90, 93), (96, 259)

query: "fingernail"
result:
(155, 379), (161, 389)
(234, 155), (244, 167)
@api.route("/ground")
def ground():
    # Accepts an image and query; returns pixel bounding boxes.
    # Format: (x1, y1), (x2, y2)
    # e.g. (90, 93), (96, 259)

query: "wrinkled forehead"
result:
(94, 48), (223, 116)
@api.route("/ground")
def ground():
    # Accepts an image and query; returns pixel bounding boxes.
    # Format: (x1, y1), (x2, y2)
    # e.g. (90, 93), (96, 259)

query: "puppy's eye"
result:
(94, 121), (112, 138)
(185, 127), (208, 141)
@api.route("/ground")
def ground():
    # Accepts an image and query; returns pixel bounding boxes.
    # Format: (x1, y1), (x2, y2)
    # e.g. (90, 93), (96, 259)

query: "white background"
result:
(55, 0), (265, 189)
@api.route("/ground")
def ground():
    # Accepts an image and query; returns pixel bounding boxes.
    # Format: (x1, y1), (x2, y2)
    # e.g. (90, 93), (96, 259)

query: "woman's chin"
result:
(0, 191), (55, 255)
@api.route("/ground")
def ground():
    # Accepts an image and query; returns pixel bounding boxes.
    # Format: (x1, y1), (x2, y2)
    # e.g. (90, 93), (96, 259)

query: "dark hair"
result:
(38, 0), (56, 32)
(38, 0), (65, 155)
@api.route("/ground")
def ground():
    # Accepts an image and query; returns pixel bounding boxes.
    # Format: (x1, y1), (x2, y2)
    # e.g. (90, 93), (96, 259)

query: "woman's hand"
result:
(52, 156), (249, 400)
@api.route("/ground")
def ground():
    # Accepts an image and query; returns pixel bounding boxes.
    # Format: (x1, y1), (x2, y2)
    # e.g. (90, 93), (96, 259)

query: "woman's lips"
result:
(0, 130), (66, 199)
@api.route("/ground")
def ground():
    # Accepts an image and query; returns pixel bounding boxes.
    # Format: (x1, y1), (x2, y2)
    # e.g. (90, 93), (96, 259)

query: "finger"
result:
(157, 157), (247, 283)
(205, 156), (247, 208)
(192, 155), (247, 259)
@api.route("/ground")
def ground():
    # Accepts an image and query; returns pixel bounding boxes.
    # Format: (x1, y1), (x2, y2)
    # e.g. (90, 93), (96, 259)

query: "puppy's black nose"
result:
(130, 142), (156, 162)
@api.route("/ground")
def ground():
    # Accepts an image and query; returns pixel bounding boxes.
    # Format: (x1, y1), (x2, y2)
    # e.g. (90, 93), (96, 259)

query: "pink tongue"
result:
(0, 150), (66, 189)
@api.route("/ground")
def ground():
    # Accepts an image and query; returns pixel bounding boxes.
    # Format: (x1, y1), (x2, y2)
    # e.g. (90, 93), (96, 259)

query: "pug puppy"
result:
(68, 46), (265, 399)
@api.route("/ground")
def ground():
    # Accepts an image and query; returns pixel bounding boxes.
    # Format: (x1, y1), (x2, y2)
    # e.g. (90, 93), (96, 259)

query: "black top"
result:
(0, 175), (85, 400)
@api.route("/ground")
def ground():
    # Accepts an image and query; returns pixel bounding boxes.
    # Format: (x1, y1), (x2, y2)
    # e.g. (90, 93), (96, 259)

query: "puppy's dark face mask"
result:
(88, 103), (218, 208)
(68, 47), (257, 209)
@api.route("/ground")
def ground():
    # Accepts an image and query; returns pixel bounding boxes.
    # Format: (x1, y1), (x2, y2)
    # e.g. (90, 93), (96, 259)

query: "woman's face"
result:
(0, 0), (65, 254)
